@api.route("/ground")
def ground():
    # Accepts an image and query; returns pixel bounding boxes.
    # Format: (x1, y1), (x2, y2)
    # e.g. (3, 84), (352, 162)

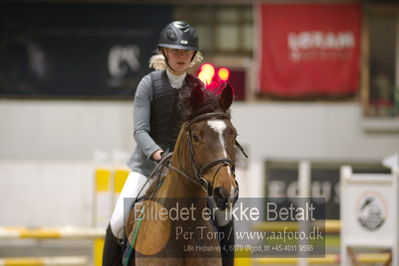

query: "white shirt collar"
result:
(166, 69), (187, 89)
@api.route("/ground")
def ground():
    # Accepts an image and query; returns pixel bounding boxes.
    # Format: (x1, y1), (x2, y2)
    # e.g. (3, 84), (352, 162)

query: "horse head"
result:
(173, 83), (239, 211)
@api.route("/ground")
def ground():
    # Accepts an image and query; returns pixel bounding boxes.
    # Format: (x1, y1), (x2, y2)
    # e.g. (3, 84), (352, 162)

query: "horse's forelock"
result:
(186, 97), (216, 121)
(185, 91), (231, 121)
(177, 75), (231, 122)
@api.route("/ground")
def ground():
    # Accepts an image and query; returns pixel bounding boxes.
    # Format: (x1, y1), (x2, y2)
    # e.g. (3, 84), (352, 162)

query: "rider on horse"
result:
(102, 21), (235, 266)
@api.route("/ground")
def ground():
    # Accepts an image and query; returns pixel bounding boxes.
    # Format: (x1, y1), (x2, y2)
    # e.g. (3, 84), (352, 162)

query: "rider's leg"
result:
(102, 224), (123, 266)
(102, 172), (151, 266)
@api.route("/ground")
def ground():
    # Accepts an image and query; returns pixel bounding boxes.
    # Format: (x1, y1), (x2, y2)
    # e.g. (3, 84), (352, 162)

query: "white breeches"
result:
(109, 171), (153, 238)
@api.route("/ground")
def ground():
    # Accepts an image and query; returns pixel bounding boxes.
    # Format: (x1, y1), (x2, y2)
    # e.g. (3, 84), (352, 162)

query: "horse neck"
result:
(160, 123), (207, 200)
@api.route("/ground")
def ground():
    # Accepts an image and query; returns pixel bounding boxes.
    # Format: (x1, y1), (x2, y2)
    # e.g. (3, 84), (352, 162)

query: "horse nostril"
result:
(213, 187), (228, 200)
(212, 187), (229, 210)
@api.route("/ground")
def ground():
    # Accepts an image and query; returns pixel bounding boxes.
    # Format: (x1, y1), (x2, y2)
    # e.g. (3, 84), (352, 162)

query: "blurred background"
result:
(0, 0), (398, 265)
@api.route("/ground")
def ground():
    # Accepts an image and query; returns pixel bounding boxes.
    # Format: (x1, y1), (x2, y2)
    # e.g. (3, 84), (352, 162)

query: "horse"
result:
(124, 83), (243, 266)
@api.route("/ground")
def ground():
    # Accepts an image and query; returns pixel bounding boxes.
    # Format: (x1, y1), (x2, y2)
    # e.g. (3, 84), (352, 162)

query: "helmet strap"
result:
(191, 51), (197, 62)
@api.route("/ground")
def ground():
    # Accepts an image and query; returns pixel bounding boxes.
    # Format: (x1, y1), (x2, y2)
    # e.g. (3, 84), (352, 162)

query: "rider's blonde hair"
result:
(149, 50), (203, 70)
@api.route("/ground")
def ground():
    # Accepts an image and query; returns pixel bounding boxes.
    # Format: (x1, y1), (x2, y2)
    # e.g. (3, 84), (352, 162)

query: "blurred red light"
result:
(218, 67), (230, 81)
(197, 63), (215, 86)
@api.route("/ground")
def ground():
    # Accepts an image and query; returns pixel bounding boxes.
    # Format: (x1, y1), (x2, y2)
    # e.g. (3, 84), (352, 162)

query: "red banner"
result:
(259, 4), (361, 97)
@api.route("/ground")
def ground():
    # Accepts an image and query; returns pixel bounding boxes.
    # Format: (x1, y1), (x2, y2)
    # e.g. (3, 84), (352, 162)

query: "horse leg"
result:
(218, 220), (235, 266)
(212, 209), (235, 266)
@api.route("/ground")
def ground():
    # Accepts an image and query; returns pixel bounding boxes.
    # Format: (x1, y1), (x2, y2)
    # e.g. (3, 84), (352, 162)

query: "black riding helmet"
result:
(159, 21), (199, 51)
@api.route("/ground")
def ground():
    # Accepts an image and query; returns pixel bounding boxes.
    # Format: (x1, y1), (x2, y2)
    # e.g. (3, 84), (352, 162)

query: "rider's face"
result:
(163, 48), (195, 76)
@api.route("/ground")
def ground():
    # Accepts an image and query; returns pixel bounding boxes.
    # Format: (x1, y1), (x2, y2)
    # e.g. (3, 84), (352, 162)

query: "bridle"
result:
(169, 112), (247, 199)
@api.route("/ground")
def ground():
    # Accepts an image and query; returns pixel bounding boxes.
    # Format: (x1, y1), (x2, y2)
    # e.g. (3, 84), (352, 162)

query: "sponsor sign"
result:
(259, 4), (361, 97)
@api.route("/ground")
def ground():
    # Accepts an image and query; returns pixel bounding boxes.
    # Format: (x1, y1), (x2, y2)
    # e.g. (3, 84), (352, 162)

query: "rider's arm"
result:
(133, 74), (162, 161)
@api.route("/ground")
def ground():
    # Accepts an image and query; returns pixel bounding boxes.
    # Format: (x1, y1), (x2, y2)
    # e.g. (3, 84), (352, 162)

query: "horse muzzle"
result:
(209, 186), (239, 211)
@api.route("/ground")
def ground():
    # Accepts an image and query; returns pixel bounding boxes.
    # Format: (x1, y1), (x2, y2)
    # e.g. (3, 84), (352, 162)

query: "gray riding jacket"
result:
(127, 70), (199, 177)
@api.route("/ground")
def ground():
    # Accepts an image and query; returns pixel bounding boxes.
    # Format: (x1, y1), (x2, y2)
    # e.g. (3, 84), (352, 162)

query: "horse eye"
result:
(192, 135), (200, 142)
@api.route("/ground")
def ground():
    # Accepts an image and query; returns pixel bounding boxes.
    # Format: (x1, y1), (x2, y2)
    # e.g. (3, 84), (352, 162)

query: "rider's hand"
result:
(151, 149), (164, 161)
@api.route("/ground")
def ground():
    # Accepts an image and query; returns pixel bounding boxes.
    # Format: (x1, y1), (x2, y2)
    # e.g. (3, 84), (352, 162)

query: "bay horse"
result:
(124, 83), (243, 266)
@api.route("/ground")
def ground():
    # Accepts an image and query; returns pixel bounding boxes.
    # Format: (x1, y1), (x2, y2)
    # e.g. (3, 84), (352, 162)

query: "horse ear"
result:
(219, 83), (233, 111)
(191, 83), (204, 111)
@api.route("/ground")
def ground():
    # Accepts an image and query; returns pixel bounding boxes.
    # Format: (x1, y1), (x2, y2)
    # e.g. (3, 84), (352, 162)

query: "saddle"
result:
(122, 153), (173, 266)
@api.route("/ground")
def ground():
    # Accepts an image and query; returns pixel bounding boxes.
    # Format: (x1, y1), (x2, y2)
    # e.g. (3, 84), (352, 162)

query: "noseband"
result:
(170, 112), (246, 197)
